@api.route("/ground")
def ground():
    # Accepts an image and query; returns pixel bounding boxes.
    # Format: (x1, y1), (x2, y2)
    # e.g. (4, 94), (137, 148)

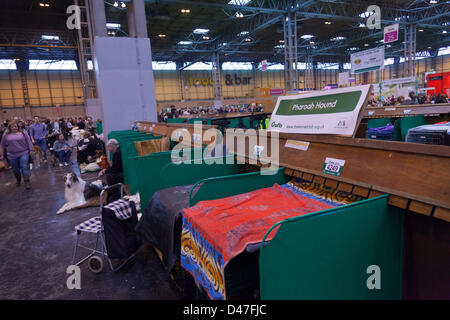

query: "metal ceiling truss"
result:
(0, 28), (77, 60)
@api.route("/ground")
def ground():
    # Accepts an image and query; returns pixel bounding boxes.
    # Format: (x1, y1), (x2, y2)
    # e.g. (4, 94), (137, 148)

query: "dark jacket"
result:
(106, 147), (123, 175)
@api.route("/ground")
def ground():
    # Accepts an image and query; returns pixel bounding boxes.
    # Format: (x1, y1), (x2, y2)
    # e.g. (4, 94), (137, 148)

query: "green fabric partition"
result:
(399, 115), (426, 141)
(96, 121), (103, 135)
(160, 155), (242, 189)
(122, 135), (161, 186)
(189, 167), (289, 206)
(259, 195), (404, 300)
(132, 148), (205, 209)
(367, 118), (392, 129)
(108, 130), (137, 140)
(393, 119), (402, 141)
(167, 118), (188, 124)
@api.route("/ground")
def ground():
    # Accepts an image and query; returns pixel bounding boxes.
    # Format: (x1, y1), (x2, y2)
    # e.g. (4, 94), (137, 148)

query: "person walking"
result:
(53, 134), (72, 167)
(0, 121), (34, 189)
(29, 116), (48, 162)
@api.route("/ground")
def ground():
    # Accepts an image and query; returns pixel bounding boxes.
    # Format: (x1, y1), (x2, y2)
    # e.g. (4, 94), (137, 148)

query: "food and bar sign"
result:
(269, 85), (371, 136)
(384, 23), (399, 44)
(351, 47), (385, 74)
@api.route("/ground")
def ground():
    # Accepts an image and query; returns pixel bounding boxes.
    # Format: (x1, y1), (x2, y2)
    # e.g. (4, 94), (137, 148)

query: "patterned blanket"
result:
(180, 183), (340, 300)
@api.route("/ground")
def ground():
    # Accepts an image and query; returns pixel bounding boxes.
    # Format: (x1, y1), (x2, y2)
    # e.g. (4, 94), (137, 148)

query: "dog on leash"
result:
(56, 172), (104, 215)
(31, 145), (43, 169)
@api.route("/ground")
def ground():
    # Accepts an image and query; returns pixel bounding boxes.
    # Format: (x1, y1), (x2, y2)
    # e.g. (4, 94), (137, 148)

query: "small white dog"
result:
(57, 172), (103, 215)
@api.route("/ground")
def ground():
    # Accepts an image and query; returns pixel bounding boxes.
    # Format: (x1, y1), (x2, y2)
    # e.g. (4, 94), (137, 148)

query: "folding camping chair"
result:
(72, 183), (137, 273)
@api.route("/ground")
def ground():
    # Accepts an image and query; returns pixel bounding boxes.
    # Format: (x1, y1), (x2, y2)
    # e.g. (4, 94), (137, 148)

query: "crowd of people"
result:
(0, 116), (102, 189)
(368, 92), (449, 107)
(158, 104), (264, 122)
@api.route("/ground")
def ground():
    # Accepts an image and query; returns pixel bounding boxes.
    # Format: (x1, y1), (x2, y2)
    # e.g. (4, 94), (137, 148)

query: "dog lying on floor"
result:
(56, 172), (104, 215)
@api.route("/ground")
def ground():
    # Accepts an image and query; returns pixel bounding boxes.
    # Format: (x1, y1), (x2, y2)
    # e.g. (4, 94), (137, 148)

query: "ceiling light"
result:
(349, 47), (359, 51)
(309, 41), (315, 44)
(121, 2), (126, 8)
(244, 38), (252, 42)
(181, 9), (190, 13)
(443, 30), (448, 34)
(359, 23), (365, 28)
(106, 23), (121, 29)
(158, 34), (166, 38)
(113, 1), (119, 7)
(331, 36), (346, 41)
(301, 34), (314, 40)
(418, 29), (424, 32)
(279, 40), (284, 43)
(193, 28), (210, 34)
(42, 35), (60, 41)
(202, 36), (210, 40)
(428, 46), (432, 49)
(178, 41), (193, 45)
(238, 31), (249, 37)
(359, 12), (372, 18)
(429, 0), (437, 4)
(228, 0), (252, 5)
(39, 2), (50, 7)
(364, 43), (369, 47)
(274, 45), (285, 49)
(324, 21), (331, 25)
(235, 12), (244, 18)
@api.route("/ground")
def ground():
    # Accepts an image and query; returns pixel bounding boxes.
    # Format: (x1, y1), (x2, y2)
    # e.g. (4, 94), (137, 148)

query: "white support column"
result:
(90, 0), (107, 37)
(127, 0), (148, 38)
(91, 0), (157, 138)
(212, 52), (223, 108)
(283, 11), (298, 92)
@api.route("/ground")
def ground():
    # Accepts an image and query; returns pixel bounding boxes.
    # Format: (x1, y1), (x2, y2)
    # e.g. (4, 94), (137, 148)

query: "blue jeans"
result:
(10, 153), (30, 177)
(35, 138), (47, 160)
(57, 150), (72, 164)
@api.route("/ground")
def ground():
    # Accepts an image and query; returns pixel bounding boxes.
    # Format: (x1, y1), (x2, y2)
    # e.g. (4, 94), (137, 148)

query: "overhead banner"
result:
(269, 85), (371, 136)
(351, 47), (385, 74)
(384, 23), (399, 44)
(375, 76), (418, 101)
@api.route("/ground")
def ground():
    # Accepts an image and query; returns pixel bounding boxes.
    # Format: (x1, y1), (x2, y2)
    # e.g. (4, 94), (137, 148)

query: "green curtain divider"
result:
(96, 122), (103, 135)
(189, 167), (289, 206)
(159, 155), (242, 190)
(399, 115), (426, 141)
(122, 135), (161, 185)
(167, 118), (188, 123)
(393, 119), (402, 141)
(132, 148), (205, 210)
(367, 118), (392, 129)
(259, 194), (404, 300)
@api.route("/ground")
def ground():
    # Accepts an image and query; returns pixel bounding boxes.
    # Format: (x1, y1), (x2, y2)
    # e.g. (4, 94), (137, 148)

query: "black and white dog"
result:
(57, 172), (104, 215)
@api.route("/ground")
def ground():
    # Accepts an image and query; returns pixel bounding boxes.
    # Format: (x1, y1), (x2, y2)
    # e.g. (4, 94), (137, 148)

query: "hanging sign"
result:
(351, 47), (385, 74)
(269, 85), (371, 136)
(322, 157), (346, 176)
(338, 72), (350, 86)
(261, 60), (268, 71)
(384, 23), (399, 44)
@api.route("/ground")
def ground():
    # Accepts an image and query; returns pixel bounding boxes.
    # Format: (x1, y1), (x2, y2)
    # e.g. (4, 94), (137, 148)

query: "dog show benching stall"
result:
(122, 86), (449, 299)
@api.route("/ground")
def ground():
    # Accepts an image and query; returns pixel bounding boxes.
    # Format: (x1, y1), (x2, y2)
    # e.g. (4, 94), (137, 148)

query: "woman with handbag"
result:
(0, 121), (34, 189)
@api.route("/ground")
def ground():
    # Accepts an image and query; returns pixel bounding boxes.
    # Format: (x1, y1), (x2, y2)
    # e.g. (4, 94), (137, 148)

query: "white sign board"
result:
(269, 85), (371, 136)
(384, 23), (399, 44)
(351, 47), (385, 74)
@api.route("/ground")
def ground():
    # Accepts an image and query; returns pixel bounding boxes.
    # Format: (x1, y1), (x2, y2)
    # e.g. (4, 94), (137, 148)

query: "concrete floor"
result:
(0, 161), (182, 300)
